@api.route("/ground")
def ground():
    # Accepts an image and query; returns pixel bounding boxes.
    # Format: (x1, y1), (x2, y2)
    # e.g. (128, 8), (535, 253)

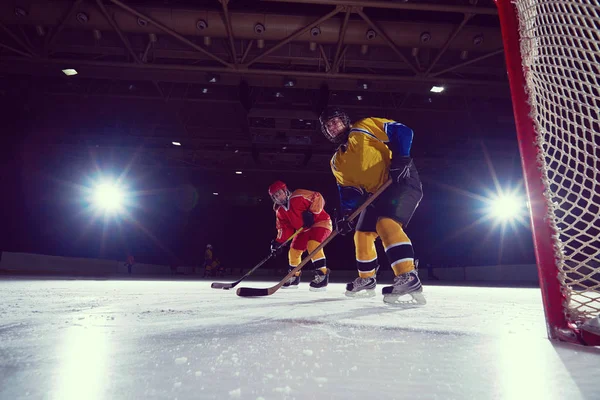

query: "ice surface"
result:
(0, 278), (599, 400)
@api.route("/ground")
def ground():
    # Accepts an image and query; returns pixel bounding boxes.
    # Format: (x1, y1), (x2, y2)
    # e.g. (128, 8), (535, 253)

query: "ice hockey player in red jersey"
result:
(268, 181), (333, 291)
(319, 107), (425, 305)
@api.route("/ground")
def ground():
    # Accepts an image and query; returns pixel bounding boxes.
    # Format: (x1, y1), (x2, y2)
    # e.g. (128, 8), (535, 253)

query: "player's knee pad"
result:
(375, 218), (409, 247)
(287, 247), (304, 276)
(353, 231), (378, 261)
(307, 240), (325, 260)
(288, 247), (303, 267)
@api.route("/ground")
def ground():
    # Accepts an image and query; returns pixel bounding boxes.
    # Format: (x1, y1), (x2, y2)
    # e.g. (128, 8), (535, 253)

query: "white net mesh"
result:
(514, 0), (600, 325)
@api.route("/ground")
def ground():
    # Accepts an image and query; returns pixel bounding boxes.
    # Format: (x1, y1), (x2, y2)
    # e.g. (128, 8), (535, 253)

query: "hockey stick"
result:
(237, 179), (392, 297)
(210, 228), (304, 290)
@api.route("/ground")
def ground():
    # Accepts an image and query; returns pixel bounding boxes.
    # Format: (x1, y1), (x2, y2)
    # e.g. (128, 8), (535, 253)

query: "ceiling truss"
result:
(0, 0), (513, 175)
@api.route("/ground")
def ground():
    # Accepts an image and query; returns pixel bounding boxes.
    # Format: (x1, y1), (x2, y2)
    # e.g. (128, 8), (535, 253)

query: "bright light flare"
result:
(92, 183), (125, 212)
(487, 193), (526, 222)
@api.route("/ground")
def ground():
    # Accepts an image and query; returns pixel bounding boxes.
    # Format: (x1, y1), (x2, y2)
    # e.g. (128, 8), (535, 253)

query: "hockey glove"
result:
(302, 210), (315, 229)
(389, 156), (412, 184)
(335, 217), (355, 236)
(270, 239), (284, 256)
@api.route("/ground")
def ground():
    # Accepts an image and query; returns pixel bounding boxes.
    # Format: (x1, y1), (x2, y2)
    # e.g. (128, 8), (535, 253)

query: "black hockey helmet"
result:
(319, 107), (351, 144)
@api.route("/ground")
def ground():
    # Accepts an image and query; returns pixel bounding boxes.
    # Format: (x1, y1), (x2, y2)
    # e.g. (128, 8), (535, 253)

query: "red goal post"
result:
(496, 0), (600, 345)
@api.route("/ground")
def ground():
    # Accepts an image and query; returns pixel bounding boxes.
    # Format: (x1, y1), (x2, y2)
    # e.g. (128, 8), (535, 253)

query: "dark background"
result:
(0, 0), (535, 272)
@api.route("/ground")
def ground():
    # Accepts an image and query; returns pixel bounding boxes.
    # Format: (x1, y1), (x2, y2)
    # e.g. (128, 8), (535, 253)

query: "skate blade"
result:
(309, 286), (327, 292)
(282, 285), (299, 290)
(383, 291), (426, 306)
(345, 289), (376, 298)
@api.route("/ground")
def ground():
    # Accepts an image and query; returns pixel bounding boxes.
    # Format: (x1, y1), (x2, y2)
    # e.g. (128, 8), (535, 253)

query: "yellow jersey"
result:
(330, 117), (414, 213)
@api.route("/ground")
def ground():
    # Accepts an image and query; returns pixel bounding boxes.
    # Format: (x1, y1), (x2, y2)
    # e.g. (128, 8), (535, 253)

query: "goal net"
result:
(496, 0), (600, 343)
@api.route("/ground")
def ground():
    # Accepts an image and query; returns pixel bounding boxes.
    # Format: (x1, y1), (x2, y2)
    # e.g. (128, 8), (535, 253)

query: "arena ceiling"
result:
(0, 0), (517, 177)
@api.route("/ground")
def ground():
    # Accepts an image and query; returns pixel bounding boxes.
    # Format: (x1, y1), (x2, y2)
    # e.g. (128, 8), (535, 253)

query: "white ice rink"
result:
(1, 278), (599, 400)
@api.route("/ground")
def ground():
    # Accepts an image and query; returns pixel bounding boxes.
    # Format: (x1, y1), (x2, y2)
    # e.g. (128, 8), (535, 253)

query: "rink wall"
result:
(0, 252), (172, 276)
(419, 263), (539, 284)
(0, 251), (539, 285)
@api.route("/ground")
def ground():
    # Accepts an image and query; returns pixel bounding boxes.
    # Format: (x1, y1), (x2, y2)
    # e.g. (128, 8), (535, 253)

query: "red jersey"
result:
(275, 189), (332, 243)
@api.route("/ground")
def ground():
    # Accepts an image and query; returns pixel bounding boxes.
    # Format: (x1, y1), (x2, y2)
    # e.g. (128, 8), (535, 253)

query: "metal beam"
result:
(412, 48), (422, 71)
(38, 90), (240, 104)
(47, 43), (507, 77)
(152, 81), (164, 98)
(0, 1), (504, 50)
(240, 40), (254, 64)
(261, 0), (498, 15)
(106, 0), (232, 68)
(141, 39), (153, 63)
(318, 44), (331, 72)
(219, 0), (238, 67)
(17, 26), (35, 52)
(0, 42), (32, 58)
(98, 0), (164, 113)
(96, 0), (141, 64)
(331, 8), (350, 73)
(244, 7), (341, 67)
(333, 45), (348, 72)
(425, 13), (474, 76)
(355, 9), (419, 75)
(44, 0), (84, 54)
(0, 22), (36, 56)
(248, 108), (318, 120)
(429, 49), (505, 78)
(0, 56), (509, 88)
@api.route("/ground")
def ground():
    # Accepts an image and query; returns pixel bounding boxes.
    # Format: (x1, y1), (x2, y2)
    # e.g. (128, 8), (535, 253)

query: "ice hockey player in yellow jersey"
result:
(319, 107), (425, 305)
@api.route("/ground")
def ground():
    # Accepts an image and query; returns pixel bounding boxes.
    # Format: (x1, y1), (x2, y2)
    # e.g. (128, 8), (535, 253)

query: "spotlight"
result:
(430, 86), (444, 93)
(92, 183), (125, 212)
(283, 78), (296, 88)
(487, 194), (526, 222)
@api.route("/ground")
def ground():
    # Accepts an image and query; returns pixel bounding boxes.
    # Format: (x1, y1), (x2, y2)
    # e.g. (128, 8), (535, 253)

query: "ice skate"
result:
(345, 276), (377, 298)
(382, 270), (426, 306)
(309, 268), (330, 292)
(282, 271), (301, 289)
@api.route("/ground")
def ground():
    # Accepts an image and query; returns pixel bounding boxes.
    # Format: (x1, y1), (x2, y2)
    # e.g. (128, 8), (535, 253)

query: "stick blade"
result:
(211, 282), (234, 289)
(236, 287), (270, 297)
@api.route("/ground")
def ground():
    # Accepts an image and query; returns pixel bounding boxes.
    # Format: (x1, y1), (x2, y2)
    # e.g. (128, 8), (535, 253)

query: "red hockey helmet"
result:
(268, 180), (287, 196)
(268, 180), (290, 205)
